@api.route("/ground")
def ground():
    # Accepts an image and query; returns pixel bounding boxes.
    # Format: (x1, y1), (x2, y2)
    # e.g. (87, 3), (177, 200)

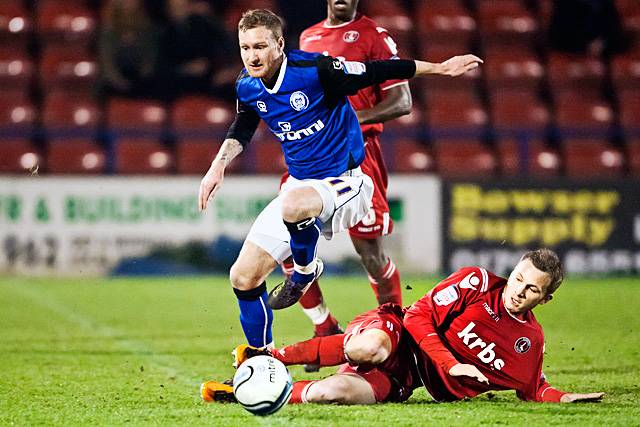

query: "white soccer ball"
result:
(232, 355), (293, 416)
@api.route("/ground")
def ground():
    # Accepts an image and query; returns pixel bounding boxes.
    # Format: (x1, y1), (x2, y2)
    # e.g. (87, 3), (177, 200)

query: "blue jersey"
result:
(226, 50), (415, 180)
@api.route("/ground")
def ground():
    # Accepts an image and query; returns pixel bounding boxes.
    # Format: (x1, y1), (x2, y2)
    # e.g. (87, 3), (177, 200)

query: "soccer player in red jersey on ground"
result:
(280, 0), (413, 367)
(203, 249), (604, 405)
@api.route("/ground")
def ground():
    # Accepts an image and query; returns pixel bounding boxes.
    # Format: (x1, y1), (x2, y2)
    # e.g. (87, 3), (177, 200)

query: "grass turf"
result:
(0, 275), (638, 426)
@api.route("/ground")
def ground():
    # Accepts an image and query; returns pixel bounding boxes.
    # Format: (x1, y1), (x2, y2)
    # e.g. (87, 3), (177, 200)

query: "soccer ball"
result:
(232, 355), (293, 416)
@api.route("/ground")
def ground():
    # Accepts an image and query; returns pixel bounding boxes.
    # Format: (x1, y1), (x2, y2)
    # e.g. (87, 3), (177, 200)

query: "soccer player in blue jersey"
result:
(198, 9), (482, 349)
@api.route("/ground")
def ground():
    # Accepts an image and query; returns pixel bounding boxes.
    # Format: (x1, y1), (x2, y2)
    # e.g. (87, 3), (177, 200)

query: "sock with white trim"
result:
(368, 258), (402, 305)
(284, 217), (321, 284)
(234, 282), (273, 348)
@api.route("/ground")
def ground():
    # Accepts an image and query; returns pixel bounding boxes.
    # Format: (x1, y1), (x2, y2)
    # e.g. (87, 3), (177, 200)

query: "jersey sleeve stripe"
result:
(381, 81), (409, 91)
(480, 267), (488, 292)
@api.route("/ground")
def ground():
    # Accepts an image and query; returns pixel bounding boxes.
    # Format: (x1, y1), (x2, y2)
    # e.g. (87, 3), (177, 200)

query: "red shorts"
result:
(348, 134), (392, 240)
(337, 304), (415, 403)
(278, 133), (392, 240)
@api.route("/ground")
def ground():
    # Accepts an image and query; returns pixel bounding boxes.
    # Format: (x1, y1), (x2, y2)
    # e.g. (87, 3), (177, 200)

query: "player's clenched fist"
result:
(439, 54), (483, 77)
(448, 363), (490, 385)
(198, 165), (224, 211)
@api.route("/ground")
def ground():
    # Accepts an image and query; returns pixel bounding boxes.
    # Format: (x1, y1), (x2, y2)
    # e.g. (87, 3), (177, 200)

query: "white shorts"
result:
(246, 167), (374, 263)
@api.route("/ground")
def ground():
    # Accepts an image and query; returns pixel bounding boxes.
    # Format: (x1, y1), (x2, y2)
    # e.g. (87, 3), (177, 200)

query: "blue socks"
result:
(234, 282), (273, 347)
(284, 217), (321, 284)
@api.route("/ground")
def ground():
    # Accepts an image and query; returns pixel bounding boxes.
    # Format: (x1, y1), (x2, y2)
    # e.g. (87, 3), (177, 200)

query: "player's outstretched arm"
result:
(560, 392), (605, 403)
(414, 54), (483, 77)
(198, 138), (243, 211)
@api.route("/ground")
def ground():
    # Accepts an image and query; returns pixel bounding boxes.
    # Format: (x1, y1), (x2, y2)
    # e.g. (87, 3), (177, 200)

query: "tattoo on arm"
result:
(213, 139), (243, 168)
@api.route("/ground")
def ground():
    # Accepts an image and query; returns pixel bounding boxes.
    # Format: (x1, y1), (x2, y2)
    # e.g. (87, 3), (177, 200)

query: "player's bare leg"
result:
(344, 328), (392, 364)
(297, 374), (377, 404)
(269, 186), (325, 309)
(351, 236), (402, 305)
(229, 241), (278, 347)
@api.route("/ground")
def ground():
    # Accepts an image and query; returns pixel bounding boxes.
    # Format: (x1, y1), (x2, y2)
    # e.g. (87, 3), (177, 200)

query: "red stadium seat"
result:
(547, 53), (605, 92)
(0, 139), (42, 173)
(424, 89), (487, 129)
(477, 0), (538, 47)
(611, 52), (640, 90)
(391, 139), (434, 173)
(562, 139), (625, 178)
(46, 139), (106, 174)
(616, 0), (640, 34)
(415, 0), (475, 45)
(417, 44), (480, 90)
(42, 91), (100, 132)
(107, 99), (167, 134)
(0, 0), (31, 48)
(36, 0), (96, 48)
(433, 139), (496, 178)
(496, 138), (561, 176)
(490, 89), (550, 130)
(0, 48), (33, 90)
(250, 140), (287, 174)
(382, 106), (423, 133)
(175, 139), (244, 175)
(39, 48), (98, 92)
(114, 138), (173, 174)
(555, 91), (614, 130)
(360, 0), (412, 48)
(172, 96), (234, 134)
(483, 47), (544, 90)
(628, 140), (640, 175)
(0, 97), (36, 131)
(619, 89), (640, 131)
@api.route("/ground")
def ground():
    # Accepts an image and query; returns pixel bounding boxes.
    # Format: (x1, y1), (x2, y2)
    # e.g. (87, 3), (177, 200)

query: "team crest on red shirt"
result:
(514, 337), (531, 354)
(343, 30), (360, 43)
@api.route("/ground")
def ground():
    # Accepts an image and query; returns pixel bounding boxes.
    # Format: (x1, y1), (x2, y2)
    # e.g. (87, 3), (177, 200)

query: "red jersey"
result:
(404, 267), (566, 402)
(299, 14), (407, 136)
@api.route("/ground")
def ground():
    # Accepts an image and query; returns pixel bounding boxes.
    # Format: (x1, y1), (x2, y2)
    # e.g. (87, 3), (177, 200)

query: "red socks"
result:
(272, 334), (346, 367)
(289, 380), (315, 404)
(369, 258), (402, 305)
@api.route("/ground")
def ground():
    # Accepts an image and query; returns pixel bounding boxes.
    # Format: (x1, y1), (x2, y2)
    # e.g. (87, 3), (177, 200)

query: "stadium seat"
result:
(39, 48), (98, 92)
(114, 138), (173, 175)
(477, 0), (538, 47)
(42, 91), (100, 134)
(390, 139), (434, 173)
(36, 0), (96, 48)
(628, 140), (640, 175)
(0, 96), (36, 132)
(0, 139), (42, 173)
(496, 138), (561, 176)
(172, 96), (234, 136)
(554, 91), (614, 131)
(382, 106), (423, 134)
(490, 89), (550, 130)
(433, 139), (496, 178)
(424, 89), (488, 130)
(415, 0), (475, 45)
(175, 139), (244, 175)
(249, 140), (287, 174)
(611, 51), (640, 91)
(0, 48), (33, 91)
(562, 139), (625, 178)
(360, 0), (412, 48)
(417, 44), (480, 90)
(0, 0), (31, 48)
(616, 0), (640, 34)
(46, 139), (106, 174)
(483, 47), (544, 90)
(107, 99), (167, 134)
(547, 53), (605, 92)
(619, 89), (640, 133)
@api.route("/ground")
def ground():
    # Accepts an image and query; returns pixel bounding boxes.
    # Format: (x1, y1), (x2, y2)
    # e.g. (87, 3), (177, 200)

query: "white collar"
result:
(323, 17), (356, 28)
(261, 55), (287, 94)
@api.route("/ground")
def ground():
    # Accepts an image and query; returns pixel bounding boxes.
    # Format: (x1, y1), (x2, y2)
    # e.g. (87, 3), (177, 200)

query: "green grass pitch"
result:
(1, 275), (638, 426)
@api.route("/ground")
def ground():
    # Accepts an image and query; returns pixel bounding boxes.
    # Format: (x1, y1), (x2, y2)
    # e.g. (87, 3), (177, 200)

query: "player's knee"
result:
(229, 263), (260, 291)
(345, 334), (390, 365)
(307, 378), (352, 404)
(281, 191), (305, 222)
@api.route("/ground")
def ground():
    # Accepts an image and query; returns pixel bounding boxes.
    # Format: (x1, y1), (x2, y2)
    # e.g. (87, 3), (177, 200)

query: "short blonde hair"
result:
(238, 9), (283, 40)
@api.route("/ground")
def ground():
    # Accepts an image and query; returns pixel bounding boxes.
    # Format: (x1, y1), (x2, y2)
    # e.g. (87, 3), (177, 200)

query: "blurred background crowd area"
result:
(0, 0), (639, 178)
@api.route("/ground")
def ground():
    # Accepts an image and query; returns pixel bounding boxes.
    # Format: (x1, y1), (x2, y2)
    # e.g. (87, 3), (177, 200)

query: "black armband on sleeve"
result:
(225, 109), (260, 147)
(317, 55), (416, 100)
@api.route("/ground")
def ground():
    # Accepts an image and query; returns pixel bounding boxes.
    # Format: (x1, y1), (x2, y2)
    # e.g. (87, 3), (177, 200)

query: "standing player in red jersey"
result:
(280, 0), (413, 362)
(203, 249), (604, 405)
